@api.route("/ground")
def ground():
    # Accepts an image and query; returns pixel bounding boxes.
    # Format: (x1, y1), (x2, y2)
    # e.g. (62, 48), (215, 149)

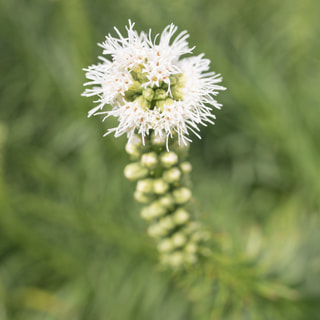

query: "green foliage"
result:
(0, 0), (319, 319)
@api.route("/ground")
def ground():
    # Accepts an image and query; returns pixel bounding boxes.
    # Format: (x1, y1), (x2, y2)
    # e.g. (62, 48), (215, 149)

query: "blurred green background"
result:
(0, 0), (319, 319)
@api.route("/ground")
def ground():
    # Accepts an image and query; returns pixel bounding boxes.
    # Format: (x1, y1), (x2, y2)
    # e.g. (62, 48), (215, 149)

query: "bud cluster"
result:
(124, 71), (184, 113)
(124, 134), (210, 269)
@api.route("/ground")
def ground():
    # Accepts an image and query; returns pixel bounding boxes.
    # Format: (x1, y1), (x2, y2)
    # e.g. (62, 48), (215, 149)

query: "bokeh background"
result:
(0, 0), (319, 319)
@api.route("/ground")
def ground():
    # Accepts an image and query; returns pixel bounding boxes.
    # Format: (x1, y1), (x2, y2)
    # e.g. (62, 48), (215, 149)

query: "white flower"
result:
(82, 20), (226, 146)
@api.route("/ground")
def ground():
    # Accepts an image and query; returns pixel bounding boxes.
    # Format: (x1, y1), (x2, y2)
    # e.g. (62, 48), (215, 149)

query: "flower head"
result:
(82, 20), (226, 146)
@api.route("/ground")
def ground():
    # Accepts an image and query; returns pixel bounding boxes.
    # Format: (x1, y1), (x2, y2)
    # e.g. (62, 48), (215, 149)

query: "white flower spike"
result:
(82, 20), (226, 146)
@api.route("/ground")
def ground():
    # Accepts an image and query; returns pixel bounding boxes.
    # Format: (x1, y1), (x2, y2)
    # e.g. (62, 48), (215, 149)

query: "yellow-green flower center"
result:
(124, 65), (184, 111)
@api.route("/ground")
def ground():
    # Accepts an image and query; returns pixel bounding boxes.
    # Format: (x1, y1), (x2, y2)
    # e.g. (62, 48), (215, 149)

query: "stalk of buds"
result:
(124, 133), (210, 269)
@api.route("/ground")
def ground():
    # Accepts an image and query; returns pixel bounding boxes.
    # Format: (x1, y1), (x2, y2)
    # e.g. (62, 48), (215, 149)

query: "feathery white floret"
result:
(82, 20), (226, 145)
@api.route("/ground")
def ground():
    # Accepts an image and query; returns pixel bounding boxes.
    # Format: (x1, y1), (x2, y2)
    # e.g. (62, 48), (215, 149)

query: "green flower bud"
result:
(172, 233), (187, 247)
(169, 75), (178, 85)
(180, 161), (192, 173)
(156, 97), (174, 112)
(170, 74), (184, 100)
(155, 100), (166, 112)
(134, 190), (153, 204)
(153, 178), (169, 194)
(147, 201), (167, 218)
(135, 95), (150, 110)
(136, 179), (153, 193)
(157, 239), (173, 253)
(125, 143), (140, 158)
(140, 205), (165, 220)
(124, 81), (143, 101)
(173, 187), (192, 204)
(163, 167), (181, 183)
(160, 151), (178, 168)
(151, 133), (166, 146)
(173, 208), (190, 224)
(125, 135), (142, 157)
(170, 85), (183, 101)
(141, 152), (158, 168)
(129, 80), (144, 92)
(159, 216), (174, 232)
(130, 134), (142, 146)
(147, 223), (164, 238)
(130, 66), (148, 82)
(124, 163), (148, 181)
(140, 207), (152, 220)
(168, 252), (184, 268)
(158, 194), (174, 209)
(185, 242), (197, 254)
(153, 88), (167, 100)
(142, 87), (154, 101)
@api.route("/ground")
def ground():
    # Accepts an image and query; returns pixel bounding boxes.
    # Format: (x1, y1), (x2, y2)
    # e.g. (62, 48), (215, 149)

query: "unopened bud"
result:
(173, 208), (190, 224)
(124, 163), (148, 181)
(134, 190), (153, 204)
(172, 233), (186, 247)
(153, 179), (169, 194)
(141, 152), (158, 168)
(169, 252), (184, 268)
(153, 88), (167, 100)
(125, 81), (143, 99)
(156, 98), (174, 112)
(135, 95), (149, 110)
(128, 134), (142, 146)
(151, 133), (166, 146)
(136, 179), (153, 193)
(171, 85), (183, 101)
(160, 152), (178, 168)
(157, 239), (173, 252)
(126, 135), (142, 155)
(142, 88), (154, 101)
(158, 194), (174, 209)
(163, 167), (181, 183)
(140, 207), (152, 220)
(159, 216), (174, 231)
(173, 187), (192, 204)
(145, 201), (167, 219)
(125, 143), (140, 158)
(147, 224), (164, 238)
(185, 242), (197, 254)
(180, 161), (192, 173)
